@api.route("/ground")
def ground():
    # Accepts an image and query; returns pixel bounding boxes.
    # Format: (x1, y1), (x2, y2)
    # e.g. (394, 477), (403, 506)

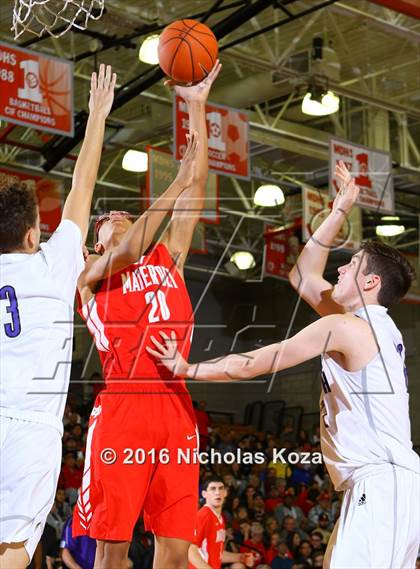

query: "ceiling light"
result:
(122, 150), (148, 172)
(230, 251), (256, 271)
(254, 184), (285, 207)
(376, 224), (405, 237)
(302, 86), (340, 116)
(381, 216), (400, 221)
(139, 34), (160, 65)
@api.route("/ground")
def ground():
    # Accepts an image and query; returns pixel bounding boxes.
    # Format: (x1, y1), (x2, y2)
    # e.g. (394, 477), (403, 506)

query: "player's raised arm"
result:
(79, 132), (199, 289)
(146, 313), (377, 381)
(161, 61), (222, 276)
(288, 161), (360, 316)
(62, 64), (116, 241)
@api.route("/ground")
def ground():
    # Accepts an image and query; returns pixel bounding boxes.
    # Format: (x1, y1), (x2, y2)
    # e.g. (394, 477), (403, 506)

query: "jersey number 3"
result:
(145, 290), (170, 323)
(0, 285), (21, 338)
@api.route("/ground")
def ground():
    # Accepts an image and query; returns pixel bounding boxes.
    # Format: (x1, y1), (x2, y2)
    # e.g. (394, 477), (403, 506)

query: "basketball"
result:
(158, 19), (218, 84)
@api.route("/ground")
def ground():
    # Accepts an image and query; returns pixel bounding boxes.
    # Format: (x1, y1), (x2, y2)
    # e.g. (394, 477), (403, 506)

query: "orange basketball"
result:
(158, 19), (218, 84)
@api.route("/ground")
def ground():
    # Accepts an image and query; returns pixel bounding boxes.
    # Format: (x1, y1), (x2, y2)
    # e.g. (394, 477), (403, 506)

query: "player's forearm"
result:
(221, 551), (244, 563)
(71, 110), (106, 194)
(186, 349), (270, 382)
(187, 101), (208, 188)
(289, 208), (346, 288)
(118, 179), (186, 261)
(188, 545), (212, 569)
(62, 111), (106, 239)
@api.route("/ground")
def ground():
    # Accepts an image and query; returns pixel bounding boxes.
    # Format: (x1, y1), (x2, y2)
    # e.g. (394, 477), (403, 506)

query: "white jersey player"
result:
(147, 162), (419, 569)
(0, 64), (117, 569)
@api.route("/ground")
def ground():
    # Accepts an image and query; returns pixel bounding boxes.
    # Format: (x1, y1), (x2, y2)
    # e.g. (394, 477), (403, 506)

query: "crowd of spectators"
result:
(31, 387), (419, 569)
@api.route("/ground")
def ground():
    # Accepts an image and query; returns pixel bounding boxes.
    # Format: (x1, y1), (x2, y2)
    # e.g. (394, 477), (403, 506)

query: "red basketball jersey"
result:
(80, 243), (194, 392)
(189, 505), (226, 569)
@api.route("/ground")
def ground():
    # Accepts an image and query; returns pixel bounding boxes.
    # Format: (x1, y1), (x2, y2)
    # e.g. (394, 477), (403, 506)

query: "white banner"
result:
(329, 137), (394, 214)
(302, 185), (362, 251)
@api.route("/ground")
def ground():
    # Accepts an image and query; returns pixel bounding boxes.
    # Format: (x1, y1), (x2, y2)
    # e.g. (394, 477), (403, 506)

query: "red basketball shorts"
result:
(73, 390), (199, 542)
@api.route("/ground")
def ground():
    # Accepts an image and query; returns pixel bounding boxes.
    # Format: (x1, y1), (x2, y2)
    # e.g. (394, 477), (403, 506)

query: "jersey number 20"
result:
(0, 285), (21, 338)
(145, 290), (170, 322)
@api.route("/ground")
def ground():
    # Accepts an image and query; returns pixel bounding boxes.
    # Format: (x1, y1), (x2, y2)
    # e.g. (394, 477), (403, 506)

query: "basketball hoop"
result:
(12, 0), (105, 39)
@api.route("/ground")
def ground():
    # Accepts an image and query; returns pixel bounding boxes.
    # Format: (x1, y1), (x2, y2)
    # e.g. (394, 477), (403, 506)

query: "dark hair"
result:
(360, 240), (416, 307)
(202, 476), (225, 491)
(0, 183), (38, 253)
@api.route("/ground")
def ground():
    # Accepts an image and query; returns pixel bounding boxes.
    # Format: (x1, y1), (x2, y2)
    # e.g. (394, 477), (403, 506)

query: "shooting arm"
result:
(163, 62), (221, 275)
(79, 133), (198, 289)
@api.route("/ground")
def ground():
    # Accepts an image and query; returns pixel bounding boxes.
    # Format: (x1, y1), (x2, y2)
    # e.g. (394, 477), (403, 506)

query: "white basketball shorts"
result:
(0, 416), (62, 561)
(324, 463), (420, 569)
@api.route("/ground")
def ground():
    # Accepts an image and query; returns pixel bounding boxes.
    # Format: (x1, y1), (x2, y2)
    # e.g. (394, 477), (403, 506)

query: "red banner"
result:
(0, 41), (73, 136)
(174, 95), (250, 180)
(263, 224), (302, 282)
(0, 168), (63, 233)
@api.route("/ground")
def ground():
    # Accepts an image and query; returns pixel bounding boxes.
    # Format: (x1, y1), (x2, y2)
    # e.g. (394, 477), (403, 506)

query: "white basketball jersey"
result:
(320, 304), (419, 491)
(0, 220), (83, 434)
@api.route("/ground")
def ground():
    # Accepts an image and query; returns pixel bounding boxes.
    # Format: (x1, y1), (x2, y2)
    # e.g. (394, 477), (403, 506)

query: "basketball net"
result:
(12, 0), (105, 39)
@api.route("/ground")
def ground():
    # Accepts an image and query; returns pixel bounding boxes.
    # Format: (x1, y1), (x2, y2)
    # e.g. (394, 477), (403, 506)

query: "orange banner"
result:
(0, 41), (73, 136)
(0, 168), (63, 233)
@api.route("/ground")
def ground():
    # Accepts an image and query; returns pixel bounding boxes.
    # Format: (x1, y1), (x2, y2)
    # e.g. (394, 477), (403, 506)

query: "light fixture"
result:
(302, 85), (340, 116)
(122, 150), (148, 172)
(230, 251), (256, 271)
(254, 184), (285, 207)
(139, 34), (160, 64)
(376, 217), (405, 237)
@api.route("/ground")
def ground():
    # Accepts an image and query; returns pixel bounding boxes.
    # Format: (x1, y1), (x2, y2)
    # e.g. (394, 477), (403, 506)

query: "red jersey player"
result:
(188, 477), (254, 569)
(72, 61), (221, 569)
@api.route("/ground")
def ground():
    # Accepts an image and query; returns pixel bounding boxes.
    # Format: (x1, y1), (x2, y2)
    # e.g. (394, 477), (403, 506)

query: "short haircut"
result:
(0, 183), (38, 253)
(360, 240), (415, 307)
(202, 476), (225, 491)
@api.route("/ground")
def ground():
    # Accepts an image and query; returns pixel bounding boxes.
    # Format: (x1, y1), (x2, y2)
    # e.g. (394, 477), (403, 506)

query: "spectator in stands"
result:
(60, 515), (96, 569)
(265, 531), (282, 565)
(285, 531), (301, 558)
(274, 488), (304, 528)
(233, 507), (251, 535)
(308, 492), (334, 530)
(280, 516), (309, 543)
(46, 489), (71, 540)
(271, 541), (294, 569)
(59, 451), (83, 505)
(294, 540), (313, 566)
(265, 485), (282, 513)
(310, 531), (326, 555)
(312, 552), (325, 567)
(250, 492), (266, 522)
(312, 513), (332, 545)
(239, 522), (267, 568)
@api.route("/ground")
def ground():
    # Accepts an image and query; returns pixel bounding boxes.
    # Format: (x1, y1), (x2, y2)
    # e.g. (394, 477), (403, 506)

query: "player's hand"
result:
(89, 63), (117, 118)
(146, 331), (189, 376)
(174, 130), (199, 188)
(332, 160), (360, 215)
(242, 552), (256, 567)
(166, 60), (222, 103)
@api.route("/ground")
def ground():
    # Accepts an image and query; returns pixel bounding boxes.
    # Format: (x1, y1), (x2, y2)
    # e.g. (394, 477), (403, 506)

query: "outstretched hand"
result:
(165, 60), (222, 103)
(333, 160), (360, 214)
(146, 331), (189, 377)
(89, 63), (117, 118)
